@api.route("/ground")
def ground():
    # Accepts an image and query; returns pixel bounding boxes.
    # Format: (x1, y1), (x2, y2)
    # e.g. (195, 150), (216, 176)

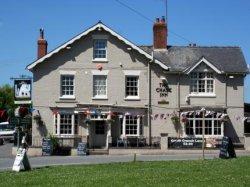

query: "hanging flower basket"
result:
(171, 115), (180, 125)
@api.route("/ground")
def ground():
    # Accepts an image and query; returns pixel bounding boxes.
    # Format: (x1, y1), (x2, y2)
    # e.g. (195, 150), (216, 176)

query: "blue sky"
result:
(0, 0), (249, 101)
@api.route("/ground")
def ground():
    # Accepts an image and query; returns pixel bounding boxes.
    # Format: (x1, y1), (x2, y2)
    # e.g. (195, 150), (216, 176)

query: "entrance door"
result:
(93, 121), (107, 148)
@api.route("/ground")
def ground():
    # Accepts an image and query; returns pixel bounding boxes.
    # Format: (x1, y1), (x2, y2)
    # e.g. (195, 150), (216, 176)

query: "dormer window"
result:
(190, 72), (214, 94)
(93, 39), (107, 60)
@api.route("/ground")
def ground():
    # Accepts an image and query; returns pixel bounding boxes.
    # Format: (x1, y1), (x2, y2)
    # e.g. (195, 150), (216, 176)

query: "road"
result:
(1, 151), (250, 171)
(0, 142), (13, 159)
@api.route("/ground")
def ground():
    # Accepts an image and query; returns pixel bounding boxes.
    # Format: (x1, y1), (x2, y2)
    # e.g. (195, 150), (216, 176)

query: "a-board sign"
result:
(12, 148), (31, 172)
(168, 137), (203, 149)
(77, 142), (87, 156)
(42, 138), (53, 156)
(219, 136), (236, 159)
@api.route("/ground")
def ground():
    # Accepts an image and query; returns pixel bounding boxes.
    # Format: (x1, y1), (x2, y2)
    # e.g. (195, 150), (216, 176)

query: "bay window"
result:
(54, 113), (78, 135)
(121, 115), (142, 137)
(185, 116), (223, 137)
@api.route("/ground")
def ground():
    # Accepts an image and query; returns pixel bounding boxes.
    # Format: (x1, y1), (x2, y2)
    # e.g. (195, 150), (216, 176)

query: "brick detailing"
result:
(153, 17), (167, 49)
(37, 28), (48, 59)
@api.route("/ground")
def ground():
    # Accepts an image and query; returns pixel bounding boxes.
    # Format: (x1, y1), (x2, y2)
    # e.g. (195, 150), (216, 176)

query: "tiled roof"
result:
(139, 45), (248, 73)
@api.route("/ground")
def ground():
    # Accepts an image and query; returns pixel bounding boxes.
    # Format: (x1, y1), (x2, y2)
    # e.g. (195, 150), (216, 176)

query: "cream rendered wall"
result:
(31, 29), (246, 146)
(32, 30), (151, 146)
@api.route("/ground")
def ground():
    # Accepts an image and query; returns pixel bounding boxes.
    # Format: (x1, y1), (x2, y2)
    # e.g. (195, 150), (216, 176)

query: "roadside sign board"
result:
(12, 148), (31, 172)
(219, 136), (236, 159)
(168, 137), (203, 149)
(77, 142), (87, 156)
(42, 138), (53, 156)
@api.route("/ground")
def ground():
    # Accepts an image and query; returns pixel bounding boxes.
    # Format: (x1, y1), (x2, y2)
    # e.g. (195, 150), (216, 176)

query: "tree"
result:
(0, 84), (15, 111)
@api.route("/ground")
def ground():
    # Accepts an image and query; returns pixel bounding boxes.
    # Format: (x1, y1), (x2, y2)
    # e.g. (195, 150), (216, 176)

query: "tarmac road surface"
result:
(1, 150), (250, 171)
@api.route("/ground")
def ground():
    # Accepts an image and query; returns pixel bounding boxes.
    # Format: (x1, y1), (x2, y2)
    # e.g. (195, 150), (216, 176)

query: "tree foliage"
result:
(0, 84), (15, 110)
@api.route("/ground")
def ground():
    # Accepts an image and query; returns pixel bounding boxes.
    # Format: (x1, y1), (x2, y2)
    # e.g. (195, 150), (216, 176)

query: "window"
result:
(54, 113), (78, 135)
(93, 75), (107, 98)
(61, 75), (74, 98)
(125, 116), (138, 135)
(93, 39), (107, 59)
(190, 72), (214, 94)
(125, 76), (139, 98)
(60, 114), (72, 135)
(185, 115), (223, 136)
(74, 114), (78, 135)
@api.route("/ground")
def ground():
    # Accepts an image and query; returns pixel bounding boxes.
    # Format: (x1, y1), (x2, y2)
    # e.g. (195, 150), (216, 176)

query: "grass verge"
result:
(0, 157), (250, 186)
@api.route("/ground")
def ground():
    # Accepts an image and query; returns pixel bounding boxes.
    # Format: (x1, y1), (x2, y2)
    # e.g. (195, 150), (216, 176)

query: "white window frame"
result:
(122, 115), (141, 137)
(189, 72), (215, 97)
(54, 113), (78, 136)
(91, 70), (109, 100)
(92, 35), (108, 62)
(125, 75), (140, 100)
(60, 72), (75, 99)
(184, 117), (224, 138)
(92, 75), (107, 99)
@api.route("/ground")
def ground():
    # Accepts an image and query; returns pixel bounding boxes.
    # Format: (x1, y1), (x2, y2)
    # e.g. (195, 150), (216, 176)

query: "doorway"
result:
(92, 121), (107, 148)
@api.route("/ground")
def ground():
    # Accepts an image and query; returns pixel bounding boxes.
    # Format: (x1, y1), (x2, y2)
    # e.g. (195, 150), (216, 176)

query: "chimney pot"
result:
(156, 18), (160, 23)
(161, 16), (165, 23)
(37, 28), (48, 59)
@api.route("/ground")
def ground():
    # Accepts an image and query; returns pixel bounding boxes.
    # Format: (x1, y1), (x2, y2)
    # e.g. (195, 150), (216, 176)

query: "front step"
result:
(88, 149), (109, 155)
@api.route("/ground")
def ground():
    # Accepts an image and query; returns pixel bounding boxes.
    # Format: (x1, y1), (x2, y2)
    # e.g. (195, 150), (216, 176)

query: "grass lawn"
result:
(0, 157), (250, 186)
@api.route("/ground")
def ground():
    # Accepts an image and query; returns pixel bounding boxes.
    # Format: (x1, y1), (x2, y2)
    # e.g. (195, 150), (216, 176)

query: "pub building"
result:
(26, 17), (248, 155)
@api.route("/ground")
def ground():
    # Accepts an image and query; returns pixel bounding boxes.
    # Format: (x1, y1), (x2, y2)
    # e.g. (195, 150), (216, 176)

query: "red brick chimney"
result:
(153, 17), (167, 49)
(37, 28), (47, 59)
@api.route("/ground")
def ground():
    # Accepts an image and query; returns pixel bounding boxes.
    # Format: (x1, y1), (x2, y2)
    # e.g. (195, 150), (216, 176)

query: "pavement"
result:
(1, 143), (250, 171)
(1, 149), (250, 171)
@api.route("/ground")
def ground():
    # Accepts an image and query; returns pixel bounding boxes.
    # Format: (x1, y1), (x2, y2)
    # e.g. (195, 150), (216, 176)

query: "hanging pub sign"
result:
(168, 137), (203, 149)
(14, 79), (32, 104)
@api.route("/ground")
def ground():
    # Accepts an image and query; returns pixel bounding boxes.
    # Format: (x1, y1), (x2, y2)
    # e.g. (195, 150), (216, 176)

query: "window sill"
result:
(188, 93), (216, 98)
(54, 134), (79, 138)
(59, 96), (76, 100)
(124, 96), (140, 101)
(184, 135), (223, 138)
(92, 59), (109, 63)
(92, 96), (108, 100)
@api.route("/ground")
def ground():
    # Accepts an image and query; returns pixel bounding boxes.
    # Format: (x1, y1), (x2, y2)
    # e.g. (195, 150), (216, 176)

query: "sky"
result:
(0, 0), (249, 101)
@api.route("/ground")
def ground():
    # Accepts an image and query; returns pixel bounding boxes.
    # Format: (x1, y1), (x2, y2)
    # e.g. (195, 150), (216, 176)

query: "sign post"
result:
(201, 108), (206, 160)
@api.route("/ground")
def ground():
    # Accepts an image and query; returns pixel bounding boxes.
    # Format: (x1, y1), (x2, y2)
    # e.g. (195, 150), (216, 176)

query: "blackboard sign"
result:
(42, 138), (53, 156)
(219, 136), (236, 159)
(168, 137), (203, 149)
(77, 142), (87, 156)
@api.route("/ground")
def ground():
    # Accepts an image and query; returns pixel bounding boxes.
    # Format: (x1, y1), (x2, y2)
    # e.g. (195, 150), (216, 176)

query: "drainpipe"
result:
(178, 73), (181, 137)
(225, 74), (228, 108)
(148, 52), (152, 146)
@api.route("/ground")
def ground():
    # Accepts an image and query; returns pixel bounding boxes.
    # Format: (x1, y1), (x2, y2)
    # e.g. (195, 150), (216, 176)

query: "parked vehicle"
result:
(0, 122), (15, 142)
